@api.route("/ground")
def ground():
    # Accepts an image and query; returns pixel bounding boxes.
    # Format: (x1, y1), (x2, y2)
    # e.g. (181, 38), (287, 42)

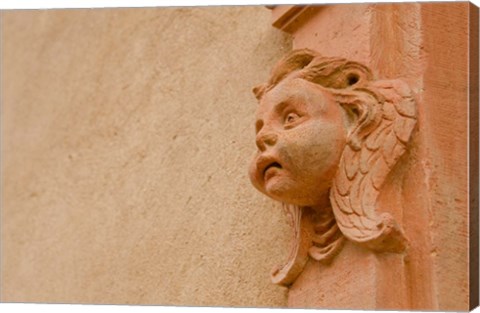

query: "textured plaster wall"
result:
(0, 7), (292, 306)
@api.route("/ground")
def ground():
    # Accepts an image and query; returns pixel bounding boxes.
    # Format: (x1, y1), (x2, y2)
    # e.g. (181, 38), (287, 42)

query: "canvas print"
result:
(1, 2), (478, 311)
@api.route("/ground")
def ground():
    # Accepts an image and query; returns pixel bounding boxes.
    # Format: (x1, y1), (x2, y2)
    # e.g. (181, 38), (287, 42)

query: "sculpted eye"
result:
(284, 112), (300, 126)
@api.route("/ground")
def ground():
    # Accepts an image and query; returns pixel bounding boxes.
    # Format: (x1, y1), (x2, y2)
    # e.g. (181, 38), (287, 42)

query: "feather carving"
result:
(330, 79), (416, 252)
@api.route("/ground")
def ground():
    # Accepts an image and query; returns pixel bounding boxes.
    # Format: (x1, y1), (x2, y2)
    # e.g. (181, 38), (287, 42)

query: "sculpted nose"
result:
(256, 131), (278, 151)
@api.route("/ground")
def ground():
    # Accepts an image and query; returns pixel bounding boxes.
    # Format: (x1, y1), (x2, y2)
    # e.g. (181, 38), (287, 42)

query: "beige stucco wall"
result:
(0, 6), (292, 306)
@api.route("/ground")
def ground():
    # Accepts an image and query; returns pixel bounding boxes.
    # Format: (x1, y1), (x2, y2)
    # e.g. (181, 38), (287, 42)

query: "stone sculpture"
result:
(249, 49), (417, 286)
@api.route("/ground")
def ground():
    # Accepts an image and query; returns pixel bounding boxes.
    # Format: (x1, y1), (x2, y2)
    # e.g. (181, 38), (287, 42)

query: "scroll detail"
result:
(271, 205), (345, 286)
(270, 204), (310, 285)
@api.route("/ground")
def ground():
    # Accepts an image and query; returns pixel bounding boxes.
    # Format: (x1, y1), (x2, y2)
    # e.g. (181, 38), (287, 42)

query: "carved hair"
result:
(253, 48), (372, 98)
(254, 49), (383, 150)
(253, 49), (417, 286)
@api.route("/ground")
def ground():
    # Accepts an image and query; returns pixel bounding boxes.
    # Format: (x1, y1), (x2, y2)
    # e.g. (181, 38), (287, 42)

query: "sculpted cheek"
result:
(317, 125), (346, 171)
(275, 136), (301, 174)
(319, 124), (346, 160)
(296, 122), (346, 183)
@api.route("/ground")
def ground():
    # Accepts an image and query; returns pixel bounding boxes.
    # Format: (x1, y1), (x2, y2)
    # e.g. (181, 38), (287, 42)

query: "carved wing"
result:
(330, 79), (417, 252)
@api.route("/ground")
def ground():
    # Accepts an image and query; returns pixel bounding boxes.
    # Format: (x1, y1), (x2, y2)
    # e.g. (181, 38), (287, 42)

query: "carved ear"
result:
(336, 91), (381, 151)
(330, 79), (417, 252)
(340, 100), (363, 137)
(252, 84), (266, 101)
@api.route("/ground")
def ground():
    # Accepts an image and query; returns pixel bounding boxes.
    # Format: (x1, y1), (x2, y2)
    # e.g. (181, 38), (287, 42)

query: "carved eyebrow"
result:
(275, 94), (306, 116)
(274, 100), (291, 115)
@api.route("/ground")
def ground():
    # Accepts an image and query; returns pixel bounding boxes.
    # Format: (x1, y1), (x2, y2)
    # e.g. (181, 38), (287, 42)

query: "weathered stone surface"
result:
(1, 7), (293, 306)
(263, 2), (478, 311)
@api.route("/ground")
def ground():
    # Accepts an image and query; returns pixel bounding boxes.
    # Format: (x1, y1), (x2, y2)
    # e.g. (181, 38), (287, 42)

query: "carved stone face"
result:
(249, 77), (347, 207)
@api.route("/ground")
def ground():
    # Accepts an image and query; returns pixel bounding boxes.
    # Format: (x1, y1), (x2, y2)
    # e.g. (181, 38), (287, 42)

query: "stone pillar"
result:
(268, 3), (478, 311)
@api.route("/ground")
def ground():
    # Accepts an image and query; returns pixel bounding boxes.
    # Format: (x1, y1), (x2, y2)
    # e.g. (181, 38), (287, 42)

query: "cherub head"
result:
(248, 48), (377, 209)
(249, 49), (416, 273)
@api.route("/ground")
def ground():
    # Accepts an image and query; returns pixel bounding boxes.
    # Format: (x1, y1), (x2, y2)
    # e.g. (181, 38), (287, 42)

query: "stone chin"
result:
(248, 161), (335, 207)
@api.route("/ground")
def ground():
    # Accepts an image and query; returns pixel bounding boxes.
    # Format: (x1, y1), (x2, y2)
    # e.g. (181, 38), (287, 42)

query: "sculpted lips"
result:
(257, 155), (283, 181)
